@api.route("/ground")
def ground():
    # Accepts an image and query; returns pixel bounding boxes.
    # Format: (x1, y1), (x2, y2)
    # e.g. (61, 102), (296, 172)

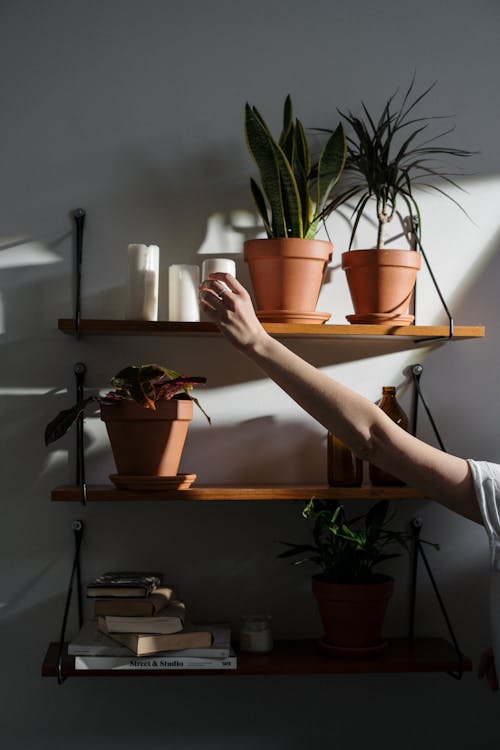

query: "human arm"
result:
(199, 273), (481, 524)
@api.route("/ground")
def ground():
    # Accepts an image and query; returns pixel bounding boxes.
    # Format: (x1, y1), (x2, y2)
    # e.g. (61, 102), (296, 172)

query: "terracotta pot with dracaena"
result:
(278, 498), (437, 656)
(44, 364), (210, 490)
(320, 78), (475, 324)
(243, 95), (346, 324)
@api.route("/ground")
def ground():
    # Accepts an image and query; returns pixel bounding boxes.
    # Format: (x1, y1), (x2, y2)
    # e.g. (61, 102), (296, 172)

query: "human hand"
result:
(198, 272), (268, 353)
(478, 647), (498, 692)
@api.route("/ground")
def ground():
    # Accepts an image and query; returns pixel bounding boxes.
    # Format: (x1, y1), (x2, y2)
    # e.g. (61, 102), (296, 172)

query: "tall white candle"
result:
(168, 264), (200, 321)
(201, 257), (236, 281)
(126, 243), (159, 321)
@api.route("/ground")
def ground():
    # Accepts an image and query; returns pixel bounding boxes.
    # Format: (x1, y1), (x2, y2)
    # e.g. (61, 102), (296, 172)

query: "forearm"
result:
(245, 332), (480, 522)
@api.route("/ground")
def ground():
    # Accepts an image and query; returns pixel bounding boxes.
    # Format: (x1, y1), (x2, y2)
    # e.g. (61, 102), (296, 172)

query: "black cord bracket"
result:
(73, 208), (86, 340)
(407, 366), (464, 678)
(409, 518), (465, 679)
(74, 362), (87, 505)
(56, 520), (84, 684)
(409, 216), (454, 343)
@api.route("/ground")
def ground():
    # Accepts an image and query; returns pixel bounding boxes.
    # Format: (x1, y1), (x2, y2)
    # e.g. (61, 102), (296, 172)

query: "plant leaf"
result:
(44, 396), (96, 445)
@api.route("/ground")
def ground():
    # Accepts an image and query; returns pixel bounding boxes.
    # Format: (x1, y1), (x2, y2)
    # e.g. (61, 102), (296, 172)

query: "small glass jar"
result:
(239, 613), (273, 653)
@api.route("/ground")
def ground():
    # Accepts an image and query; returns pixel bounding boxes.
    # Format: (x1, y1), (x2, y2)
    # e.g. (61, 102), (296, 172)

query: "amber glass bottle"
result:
(369, 386), (408, 486)
(327, 433), (363, 486)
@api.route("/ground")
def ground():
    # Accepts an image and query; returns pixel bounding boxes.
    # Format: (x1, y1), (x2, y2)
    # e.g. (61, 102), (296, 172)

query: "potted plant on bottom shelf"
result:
(243, 94), (346, 324)
(278, 498), (431, 657)
(320, 78), (475, 325)
(44, 364), (210, 490)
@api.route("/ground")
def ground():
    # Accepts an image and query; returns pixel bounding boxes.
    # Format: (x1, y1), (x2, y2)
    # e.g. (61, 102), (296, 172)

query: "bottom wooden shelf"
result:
(42, 638), (471, 678)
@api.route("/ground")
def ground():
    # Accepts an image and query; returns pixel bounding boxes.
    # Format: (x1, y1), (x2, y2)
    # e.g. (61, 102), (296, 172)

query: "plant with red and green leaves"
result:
(44, 364), (210, 445)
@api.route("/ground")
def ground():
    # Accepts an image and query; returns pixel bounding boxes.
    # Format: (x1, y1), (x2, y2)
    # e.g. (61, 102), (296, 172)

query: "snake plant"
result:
(244, 95), (346, 239)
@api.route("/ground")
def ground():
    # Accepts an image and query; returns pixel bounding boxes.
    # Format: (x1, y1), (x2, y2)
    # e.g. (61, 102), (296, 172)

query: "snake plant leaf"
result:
(245, 103), (286, 236)
(269, 135), (303, 237)
(44, 396), (96, 445)
(315, 123), (347, 218)
(279, 94), (294, 160)
(250, 178), (273, 236)
(293, 119), (312, 232)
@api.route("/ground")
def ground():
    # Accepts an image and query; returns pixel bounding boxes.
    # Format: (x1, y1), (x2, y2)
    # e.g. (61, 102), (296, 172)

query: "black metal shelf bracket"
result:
(74, 362), (87, 505)
(56, 519), (84, 684)
(407, 364), (463, 676)
(410, 363), (446, 452)
(411, 217), (454, 343)
(408, 517), (465, 679)
(73, 208), (86, 340)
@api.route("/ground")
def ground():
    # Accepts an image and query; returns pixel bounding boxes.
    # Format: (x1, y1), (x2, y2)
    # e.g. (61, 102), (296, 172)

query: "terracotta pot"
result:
(100, 399), (193, 476)
(312, 574), (394, 650)
(341, 249), (421, 325)
(244, 238), (332, 320)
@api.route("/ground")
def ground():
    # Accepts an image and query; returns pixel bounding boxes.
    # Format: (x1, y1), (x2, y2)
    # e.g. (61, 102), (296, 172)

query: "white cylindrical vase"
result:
(201, 257), (236, 281)
(126, 243), (159, 321)
(168, 264), (200, 321)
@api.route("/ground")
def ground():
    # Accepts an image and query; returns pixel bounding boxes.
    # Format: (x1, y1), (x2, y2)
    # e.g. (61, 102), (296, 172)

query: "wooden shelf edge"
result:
(57, 319), (485, 340)
(42, 638), (471, 678)
(51, 484), (429, 502)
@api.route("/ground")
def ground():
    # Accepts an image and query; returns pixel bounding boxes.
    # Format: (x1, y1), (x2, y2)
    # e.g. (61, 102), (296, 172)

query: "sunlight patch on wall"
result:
(0, 240), (61, 269)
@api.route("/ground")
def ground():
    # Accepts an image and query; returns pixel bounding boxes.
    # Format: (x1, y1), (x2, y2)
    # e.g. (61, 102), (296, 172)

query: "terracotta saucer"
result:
(110, 474), (197, 491)
(256, 310), (331, 324)
(346, 313), (414, 325)
(318, 639), (388, 659)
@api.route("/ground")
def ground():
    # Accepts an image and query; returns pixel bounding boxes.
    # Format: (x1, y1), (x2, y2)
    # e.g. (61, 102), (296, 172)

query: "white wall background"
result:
(1, 1), (500, 747)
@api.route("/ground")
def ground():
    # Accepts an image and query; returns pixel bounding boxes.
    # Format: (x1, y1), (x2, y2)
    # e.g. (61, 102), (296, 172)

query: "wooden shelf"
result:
(51, 484), (429, 502)
(57, 319), (485, 340)
(42, 638), (471, 678)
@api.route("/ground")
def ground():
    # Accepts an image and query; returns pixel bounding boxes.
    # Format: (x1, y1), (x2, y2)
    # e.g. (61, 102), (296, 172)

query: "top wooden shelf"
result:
(58, 319), (485, 340)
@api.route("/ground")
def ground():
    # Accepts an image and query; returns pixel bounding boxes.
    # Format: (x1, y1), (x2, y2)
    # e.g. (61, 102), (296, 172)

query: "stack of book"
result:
(69, 571), (236, 671)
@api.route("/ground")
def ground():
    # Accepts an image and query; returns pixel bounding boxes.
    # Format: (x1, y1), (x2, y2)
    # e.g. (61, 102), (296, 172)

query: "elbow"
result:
(350, 423), (384, 463)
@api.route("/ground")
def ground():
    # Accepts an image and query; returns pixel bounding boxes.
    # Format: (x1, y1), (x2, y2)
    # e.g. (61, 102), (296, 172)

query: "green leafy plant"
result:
(44, 364), (210, 446)
(321, 78), (475, 249)
(278, 498), (434, 584)
(245, 95), (347, 239)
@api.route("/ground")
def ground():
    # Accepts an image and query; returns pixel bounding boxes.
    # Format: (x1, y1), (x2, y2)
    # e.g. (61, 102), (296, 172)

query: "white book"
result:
(103, 601), (186, 634)
(68, 619), (232, 658)
(75, 649), (237, 671)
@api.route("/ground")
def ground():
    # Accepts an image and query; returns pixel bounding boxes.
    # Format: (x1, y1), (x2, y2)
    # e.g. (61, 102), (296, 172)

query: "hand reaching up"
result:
(199, 273), (267, 353)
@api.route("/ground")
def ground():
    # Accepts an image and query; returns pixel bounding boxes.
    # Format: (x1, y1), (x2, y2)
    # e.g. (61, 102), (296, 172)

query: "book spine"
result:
(74, 656), (237, 671)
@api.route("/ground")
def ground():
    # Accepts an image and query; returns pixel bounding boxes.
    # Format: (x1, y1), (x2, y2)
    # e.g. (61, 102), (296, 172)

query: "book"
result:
(102, 601), (186, 634)
(99, 619), (213, 656)
(86, 571), (163, 598)
(68, 620), (232, 658)
(74, 648), (237, 671)
(93, 586), (176, 617)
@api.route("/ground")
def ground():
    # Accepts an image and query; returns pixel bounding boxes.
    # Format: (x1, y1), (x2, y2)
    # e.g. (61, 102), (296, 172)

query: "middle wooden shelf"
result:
(51, 484), (428, 502)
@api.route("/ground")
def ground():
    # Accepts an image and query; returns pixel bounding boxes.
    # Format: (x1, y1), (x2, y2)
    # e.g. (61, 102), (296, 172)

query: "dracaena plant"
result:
(321, 78), (475, 249)
(278, 498), (436, 584)
(44, 364), (210, 446)
(245, 95), (346, 239)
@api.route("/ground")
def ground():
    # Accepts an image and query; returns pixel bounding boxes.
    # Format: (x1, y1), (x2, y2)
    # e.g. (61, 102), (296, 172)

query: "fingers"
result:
(208, 272), (247, 296)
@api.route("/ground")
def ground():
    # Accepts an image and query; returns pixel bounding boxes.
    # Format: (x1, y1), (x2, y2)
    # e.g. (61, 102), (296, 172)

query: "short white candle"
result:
(201, 257), (236, 281)
(126, 243), (159, 321)
(168, 264), (200, 321)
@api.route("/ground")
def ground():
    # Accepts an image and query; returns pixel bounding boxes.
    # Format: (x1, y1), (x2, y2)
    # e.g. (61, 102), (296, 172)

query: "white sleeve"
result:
(468, 459), (500, 687)
(468, 459), (500, 561)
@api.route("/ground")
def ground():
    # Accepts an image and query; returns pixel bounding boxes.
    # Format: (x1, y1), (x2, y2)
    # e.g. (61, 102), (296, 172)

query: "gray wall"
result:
(1, 1), (500, 748)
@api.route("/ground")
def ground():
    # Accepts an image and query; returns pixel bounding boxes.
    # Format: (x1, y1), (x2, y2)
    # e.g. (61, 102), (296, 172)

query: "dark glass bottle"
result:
(327, 433), (362, 487)
(369, 386), (408, 487)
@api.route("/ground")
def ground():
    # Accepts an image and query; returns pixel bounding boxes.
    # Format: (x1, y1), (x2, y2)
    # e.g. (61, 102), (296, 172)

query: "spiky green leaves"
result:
(326, 78), (475, 248)
(245, 96), (346, 238)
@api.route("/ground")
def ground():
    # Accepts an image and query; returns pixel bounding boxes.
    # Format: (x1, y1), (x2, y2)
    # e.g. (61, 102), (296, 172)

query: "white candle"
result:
(201, 257), (236, 281)
(126, 243), (159, 321)
(168, 264), (200, 321)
